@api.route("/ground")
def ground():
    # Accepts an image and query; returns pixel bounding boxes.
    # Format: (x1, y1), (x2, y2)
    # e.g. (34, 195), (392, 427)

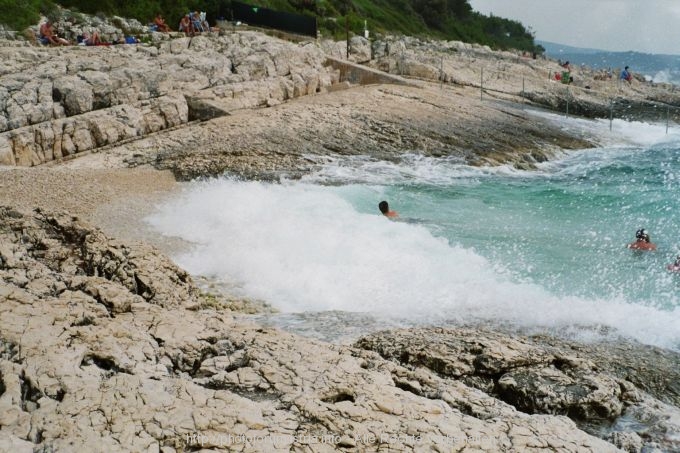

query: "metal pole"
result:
(609, 99), (613, 131)
(440, 56), (443, 90)
(667, 106), (670, 134)
(345, 14), (349, 59)
(565, 88), (569, 117)
(522, 76), (525, 108)
(400, 49), (404, 76)
(344, 0), (350, 60)
(480, 68), (483, 101)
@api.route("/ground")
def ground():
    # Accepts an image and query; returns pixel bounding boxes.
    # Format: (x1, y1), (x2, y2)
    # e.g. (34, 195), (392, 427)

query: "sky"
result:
(468, 0), (680, 55)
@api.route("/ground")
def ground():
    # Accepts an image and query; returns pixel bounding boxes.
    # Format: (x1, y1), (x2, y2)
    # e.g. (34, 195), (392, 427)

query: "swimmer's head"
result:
(635, 229), (650, 242)
(378, 201), (389, 214)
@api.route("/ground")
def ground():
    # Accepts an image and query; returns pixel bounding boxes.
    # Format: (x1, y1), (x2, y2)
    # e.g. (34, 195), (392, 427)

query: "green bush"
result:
(0, 0), (543, 54)
(0, 0), (43, 30)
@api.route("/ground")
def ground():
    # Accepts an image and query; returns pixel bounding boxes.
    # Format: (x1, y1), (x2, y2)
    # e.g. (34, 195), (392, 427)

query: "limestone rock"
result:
(349, 36), (371, 63)
(0, 26), (336, 167)
(497, 365), (624, 419)
(356, 327), (680, 452)
(53, 76), (94, 116)
(0, 207), (623, 452)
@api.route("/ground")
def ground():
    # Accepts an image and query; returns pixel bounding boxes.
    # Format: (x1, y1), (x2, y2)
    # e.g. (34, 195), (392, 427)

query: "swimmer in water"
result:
(627, 228), (657, 251)
(378, 200), (398, 219)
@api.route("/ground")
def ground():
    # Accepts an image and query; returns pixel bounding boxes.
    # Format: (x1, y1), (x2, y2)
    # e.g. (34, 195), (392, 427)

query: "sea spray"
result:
(147, 170), (680, 350)
(146, 109), (680, 350)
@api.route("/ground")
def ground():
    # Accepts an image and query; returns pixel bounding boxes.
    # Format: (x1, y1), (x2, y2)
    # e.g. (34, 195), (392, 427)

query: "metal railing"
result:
(473, 65), (680, 133)
(378, 44), (680, 133)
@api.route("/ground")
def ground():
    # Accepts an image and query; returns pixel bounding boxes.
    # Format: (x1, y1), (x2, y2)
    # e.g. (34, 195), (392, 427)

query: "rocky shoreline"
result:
(1, 208), (679, 452)
(2, 208), (679, 453)
(1, 19), (680, 453)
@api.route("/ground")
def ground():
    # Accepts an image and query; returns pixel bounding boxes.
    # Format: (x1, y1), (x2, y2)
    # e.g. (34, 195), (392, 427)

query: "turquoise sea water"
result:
(147, 111), (680, 351)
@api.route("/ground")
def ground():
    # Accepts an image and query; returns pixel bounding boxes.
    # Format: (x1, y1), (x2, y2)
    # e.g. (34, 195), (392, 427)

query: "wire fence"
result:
(477, 65), (680, 133)
(395, 49), (680, 133)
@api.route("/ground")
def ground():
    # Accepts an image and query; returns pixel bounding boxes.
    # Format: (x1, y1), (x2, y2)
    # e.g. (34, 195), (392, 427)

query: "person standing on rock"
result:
(379, 201), (399, 219)
(620, 66), (633, 84)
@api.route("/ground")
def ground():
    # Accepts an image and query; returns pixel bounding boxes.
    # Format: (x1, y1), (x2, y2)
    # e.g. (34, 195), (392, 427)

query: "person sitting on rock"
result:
(200, 12), (210, 32)
(379, 201), (399, 219)
(628, 228), (656, 251)
(153, 14), (171, 32)
(39, 21), (69, 46)
(179, 14), (194, 36)
(191, 11), (205, 33)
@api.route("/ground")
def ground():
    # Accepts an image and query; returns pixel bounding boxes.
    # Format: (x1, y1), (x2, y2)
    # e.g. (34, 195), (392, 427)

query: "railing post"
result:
(440, 56), (443, 90)
(480, 68), (483, 101)
(522, 76), (525, 108)
(400, 49), (404, 76)
(610, 98), (613, 131)
(345, 14), (349, 59)
(667, 106), (670, 134)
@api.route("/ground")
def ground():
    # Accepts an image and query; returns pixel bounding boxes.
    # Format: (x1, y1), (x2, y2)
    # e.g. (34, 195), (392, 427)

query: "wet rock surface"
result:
(356, 327), (680, 452)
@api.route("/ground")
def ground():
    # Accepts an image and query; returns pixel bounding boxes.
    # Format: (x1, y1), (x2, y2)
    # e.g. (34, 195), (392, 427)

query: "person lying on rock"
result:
(78, 30), (102, 46)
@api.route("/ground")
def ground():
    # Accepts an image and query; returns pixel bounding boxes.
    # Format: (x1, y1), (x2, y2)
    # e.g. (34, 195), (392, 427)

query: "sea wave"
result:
(146, 177), (680, 351)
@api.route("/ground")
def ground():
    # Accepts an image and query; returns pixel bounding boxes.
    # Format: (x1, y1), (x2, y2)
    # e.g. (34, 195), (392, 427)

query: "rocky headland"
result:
(1, 14), (680, 453)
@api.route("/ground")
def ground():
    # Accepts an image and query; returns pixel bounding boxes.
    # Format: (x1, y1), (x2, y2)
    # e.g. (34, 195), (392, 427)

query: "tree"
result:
(411, 0), (447, 30)
(447, 0), (470, 19)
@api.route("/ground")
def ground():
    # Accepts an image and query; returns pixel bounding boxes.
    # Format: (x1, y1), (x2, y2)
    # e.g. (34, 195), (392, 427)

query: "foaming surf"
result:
(650, 68), (680, 85)
(300, 154), (529, 186)
(146, 175), (680, 351)
(526, 108), (680, 147)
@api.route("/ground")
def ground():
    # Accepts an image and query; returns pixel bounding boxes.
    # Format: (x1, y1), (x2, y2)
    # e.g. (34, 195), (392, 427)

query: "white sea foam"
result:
(650, 69), (680, 85)
(147, 177), (680, 350)
(302, 111), (680, 188)
(526, 108), (680, 148)
(300, 154), (526, 186)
